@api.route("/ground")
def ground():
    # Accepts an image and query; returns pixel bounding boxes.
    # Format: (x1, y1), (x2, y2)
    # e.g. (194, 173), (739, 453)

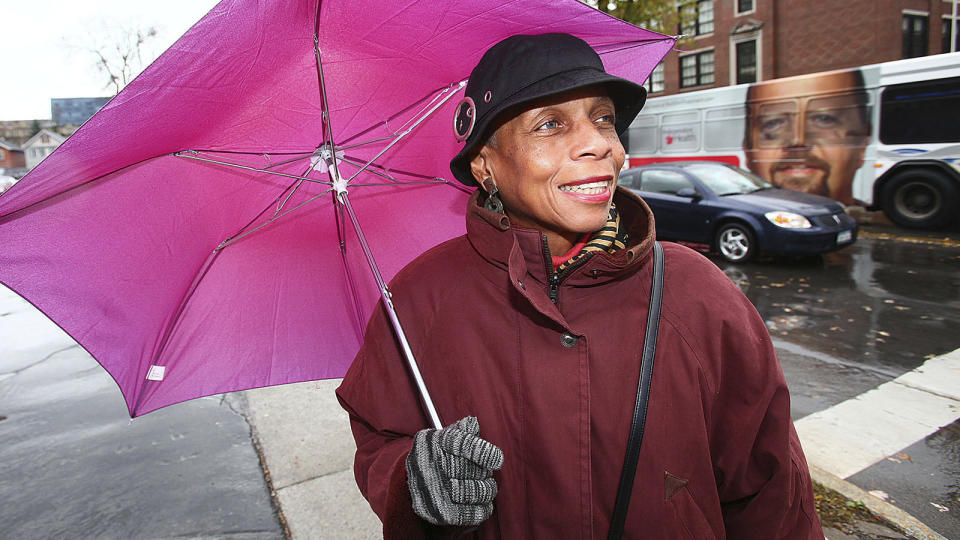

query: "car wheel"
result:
(715, 223), (755, 262)
(882, 169), (959, 230)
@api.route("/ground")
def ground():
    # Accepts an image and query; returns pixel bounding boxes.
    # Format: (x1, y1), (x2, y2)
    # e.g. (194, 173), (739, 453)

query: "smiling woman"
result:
(469, 87), (624, 255)
(337, 32), (822, 539)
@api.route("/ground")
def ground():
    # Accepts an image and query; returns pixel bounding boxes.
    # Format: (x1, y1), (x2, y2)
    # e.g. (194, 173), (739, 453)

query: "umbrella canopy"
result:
(0, 0), (675, 416)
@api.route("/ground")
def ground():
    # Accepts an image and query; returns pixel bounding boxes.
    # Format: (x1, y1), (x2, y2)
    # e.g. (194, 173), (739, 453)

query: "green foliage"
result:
(580, 0), (677, 34)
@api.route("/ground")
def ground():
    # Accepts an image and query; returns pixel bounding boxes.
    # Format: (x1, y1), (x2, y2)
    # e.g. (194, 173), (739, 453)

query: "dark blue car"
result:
(620, 161), (858, 262)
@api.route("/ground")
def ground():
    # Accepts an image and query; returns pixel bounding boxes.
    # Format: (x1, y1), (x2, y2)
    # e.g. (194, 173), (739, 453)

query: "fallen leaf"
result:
(886, 456), (901, 463)
(896, 452), (913, 462)
(883, 299), (895, 304)
(931, 502), (949, 512)
(830, 326), (841, 331)
(878, 331), (890, 337)
(863, 306), (873, 312)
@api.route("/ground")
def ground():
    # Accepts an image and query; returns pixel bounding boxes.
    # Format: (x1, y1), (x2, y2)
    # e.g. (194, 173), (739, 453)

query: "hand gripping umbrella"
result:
(0, 0), (675, 424)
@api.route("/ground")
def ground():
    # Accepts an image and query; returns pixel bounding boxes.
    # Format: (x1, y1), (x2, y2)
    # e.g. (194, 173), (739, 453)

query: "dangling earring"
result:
(481, 177), (504, 214)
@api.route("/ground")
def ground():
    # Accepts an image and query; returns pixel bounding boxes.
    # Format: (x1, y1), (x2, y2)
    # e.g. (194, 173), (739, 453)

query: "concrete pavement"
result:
(231, 380), (380, 539)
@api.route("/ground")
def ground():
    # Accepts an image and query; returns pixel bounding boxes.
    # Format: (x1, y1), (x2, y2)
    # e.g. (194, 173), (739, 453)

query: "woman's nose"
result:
(570, 119), (614, 159)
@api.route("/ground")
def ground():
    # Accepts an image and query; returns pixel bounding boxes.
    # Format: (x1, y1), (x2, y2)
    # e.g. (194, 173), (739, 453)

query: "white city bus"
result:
(627, 52), (960, 229)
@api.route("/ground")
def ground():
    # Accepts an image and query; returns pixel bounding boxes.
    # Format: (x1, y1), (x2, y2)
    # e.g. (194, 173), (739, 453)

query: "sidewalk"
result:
(235, 377), (948, 539)
(233, 379), (380, 539)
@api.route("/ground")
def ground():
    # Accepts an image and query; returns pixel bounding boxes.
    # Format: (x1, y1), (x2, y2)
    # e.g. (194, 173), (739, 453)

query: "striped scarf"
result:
(553, 203), (630, 273)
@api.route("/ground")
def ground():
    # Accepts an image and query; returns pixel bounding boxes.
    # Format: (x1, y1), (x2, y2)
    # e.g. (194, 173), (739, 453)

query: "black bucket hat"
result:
(449, 32), (648, 186)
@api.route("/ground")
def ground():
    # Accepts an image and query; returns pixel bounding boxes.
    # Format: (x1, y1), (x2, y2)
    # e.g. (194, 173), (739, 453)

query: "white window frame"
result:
(645, 63), (665, 94)
(735, 0), (756, 17)
(680, 0), (715, 39)
(679, 46), (716, 89)
(730, 31), (762, 85)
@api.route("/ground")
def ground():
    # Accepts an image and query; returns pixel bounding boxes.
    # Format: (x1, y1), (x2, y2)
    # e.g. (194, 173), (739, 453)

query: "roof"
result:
(0, 139), (23, 151)
(22, 129), (66, 148)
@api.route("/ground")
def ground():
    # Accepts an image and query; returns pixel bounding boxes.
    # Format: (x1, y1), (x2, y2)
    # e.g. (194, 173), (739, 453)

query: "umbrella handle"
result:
(338, 191), (444, 430)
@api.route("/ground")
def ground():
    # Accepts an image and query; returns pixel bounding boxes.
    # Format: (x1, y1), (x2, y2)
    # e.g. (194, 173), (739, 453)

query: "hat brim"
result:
(449, 68), (647, 186)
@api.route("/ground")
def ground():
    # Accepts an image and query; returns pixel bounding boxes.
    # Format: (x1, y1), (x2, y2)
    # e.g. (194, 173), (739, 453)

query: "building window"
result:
(680, 50), (715, 88)
(645, 64), (665, 94)
(944, 17), (959, 53)
(736, 0), (754, 15)
(0, 149), (5, 161)
(735, 40), (758, 84)
(902, 13), (929, 58)
(680, 1), (714, 36)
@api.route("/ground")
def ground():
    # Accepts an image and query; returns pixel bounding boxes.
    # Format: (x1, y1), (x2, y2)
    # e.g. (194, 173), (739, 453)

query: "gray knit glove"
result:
(405, 416), (504, 526)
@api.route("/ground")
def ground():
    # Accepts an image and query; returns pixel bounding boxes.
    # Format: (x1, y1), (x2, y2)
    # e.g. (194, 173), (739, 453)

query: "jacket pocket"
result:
(666, 472), (718, 540)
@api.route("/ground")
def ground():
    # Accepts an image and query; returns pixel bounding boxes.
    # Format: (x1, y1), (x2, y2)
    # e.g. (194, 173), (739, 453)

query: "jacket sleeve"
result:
(335, 301), (448, 540)
(701, 273), (823, 539)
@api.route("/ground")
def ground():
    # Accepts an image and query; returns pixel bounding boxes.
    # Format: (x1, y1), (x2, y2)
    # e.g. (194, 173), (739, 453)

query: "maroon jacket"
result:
(337, 188), (822, 539)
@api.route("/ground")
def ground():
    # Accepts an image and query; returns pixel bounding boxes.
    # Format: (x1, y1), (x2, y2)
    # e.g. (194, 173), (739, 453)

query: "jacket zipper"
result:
(542, 234), (594, 305)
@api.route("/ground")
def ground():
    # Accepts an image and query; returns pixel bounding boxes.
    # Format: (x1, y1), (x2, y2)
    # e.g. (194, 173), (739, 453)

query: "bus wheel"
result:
(882, 169), (959, 229)
(715, 223), (755, 262)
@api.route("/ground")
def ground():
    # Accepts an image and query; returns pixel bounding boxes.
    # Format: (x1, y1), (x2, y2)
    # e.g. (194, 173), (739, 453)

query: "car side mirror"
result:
(675, 187), (702, 201)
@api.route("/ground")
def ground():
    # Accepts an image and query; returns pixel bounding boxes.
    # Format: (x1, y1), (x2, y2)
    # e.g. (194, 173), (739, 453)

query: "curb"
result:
(809, 465), (947, 540)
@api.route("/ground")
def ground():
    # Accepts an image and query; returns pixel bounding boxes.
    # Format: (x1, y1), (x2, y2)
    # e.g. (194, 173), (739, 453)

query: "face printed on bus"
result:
(744, 70), (870, 205)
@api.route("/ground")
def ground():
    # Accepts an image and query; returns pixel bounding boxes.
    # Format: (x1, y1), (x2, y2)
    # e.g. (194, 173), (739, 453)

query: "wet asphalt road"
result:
(708, 226), (960, 539)
(0, 290), (284, 539)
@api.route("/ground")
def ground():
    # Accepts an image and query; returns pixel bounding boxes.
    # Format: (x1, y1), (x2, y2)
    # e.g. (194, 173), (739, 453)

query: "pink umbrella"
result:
(0, 0), (675, 421)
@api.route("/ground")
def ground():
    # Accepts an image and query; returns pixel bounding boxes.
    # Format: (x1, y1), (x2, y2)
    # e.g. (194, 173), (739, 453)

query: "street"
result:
(712, 226), (960, 538)
(1, 228), (958, 538)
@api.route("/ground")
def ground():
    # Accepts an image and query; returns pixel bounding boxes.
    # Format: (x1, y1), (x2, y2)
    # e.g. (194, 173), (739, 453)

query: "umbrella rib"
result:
(174, 151), (332, 186)
(336, 83), (464, 147)
(218, 188), (335, 251)
(338, 155), (443, 185)
(345, 81), (466, 183)
(596, 36), (680, 56)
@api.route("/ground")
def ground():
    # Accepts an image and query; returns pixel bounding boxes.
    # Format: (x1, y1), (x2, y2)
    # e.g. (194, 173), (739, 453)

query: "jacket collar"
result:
(465, 186), (657, 288)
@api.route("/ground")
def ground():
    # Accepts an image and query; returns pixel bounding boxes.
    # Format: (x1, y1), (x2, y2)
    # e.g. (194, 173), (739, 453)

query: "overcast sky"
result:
(2, 0), (220, 120)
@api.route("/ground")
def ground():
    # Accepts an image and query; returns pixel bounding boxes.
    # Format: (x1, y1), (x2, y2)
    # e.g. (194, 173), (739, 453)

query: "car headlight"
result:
(765, 211), (812, 229)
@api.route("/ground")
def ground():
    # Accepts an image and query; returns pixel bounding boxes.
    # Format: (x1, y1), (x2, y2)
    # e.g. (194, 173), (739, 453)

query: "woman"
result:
(337, 33), (821, 539)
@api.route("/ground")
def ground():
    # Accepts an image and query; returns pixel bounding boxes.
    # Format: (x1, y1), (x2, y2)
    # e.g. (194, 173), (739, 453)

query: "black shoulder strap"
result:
(608, 241), (664, 540)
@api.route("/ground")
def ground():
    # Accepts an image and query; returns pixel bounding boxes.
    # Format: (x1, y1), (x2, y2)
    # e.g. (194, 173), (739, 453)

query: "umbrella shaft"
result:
(338, 192), (444, 430)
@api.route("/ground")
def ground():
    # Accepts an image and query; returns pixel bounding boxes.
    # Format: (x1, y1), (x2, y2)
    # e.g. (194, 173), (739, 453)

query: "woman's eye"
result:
(595, 113), (616, 126)
(537, 119), (560, 131)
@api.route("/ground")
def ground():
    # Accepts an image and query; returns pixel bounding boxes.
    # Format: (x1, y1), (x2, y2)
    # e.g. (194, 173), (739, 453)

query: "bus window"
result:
(661, 111), (700, 153)
(704, 106), (746, 150)
(629, 115), (659, 153)
(880, 76), (960, 144)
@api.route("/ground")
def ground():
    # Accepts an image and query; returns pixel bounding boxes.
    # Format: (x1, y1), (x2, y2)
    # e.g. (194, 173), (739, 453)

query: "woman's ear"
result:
(469, 146), (495, 191)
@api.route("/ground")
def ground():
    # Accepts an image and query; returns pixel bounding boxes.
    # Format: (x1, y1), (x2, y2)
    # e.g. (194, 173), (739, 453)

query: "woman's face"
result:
(470, 87), (625, 252)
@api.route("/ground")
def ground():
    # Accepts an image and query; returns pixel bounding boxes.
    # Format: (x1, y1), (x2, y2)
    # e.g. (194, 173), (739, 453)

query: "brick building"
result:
(649, 0), (959, 97)
(0, 139), (27, 175)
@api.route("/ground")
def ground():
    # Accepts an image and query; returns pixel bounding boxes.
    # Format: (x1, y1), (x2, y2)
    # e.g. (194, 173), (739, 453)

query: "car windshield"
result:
(684, 164), (773, 196)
